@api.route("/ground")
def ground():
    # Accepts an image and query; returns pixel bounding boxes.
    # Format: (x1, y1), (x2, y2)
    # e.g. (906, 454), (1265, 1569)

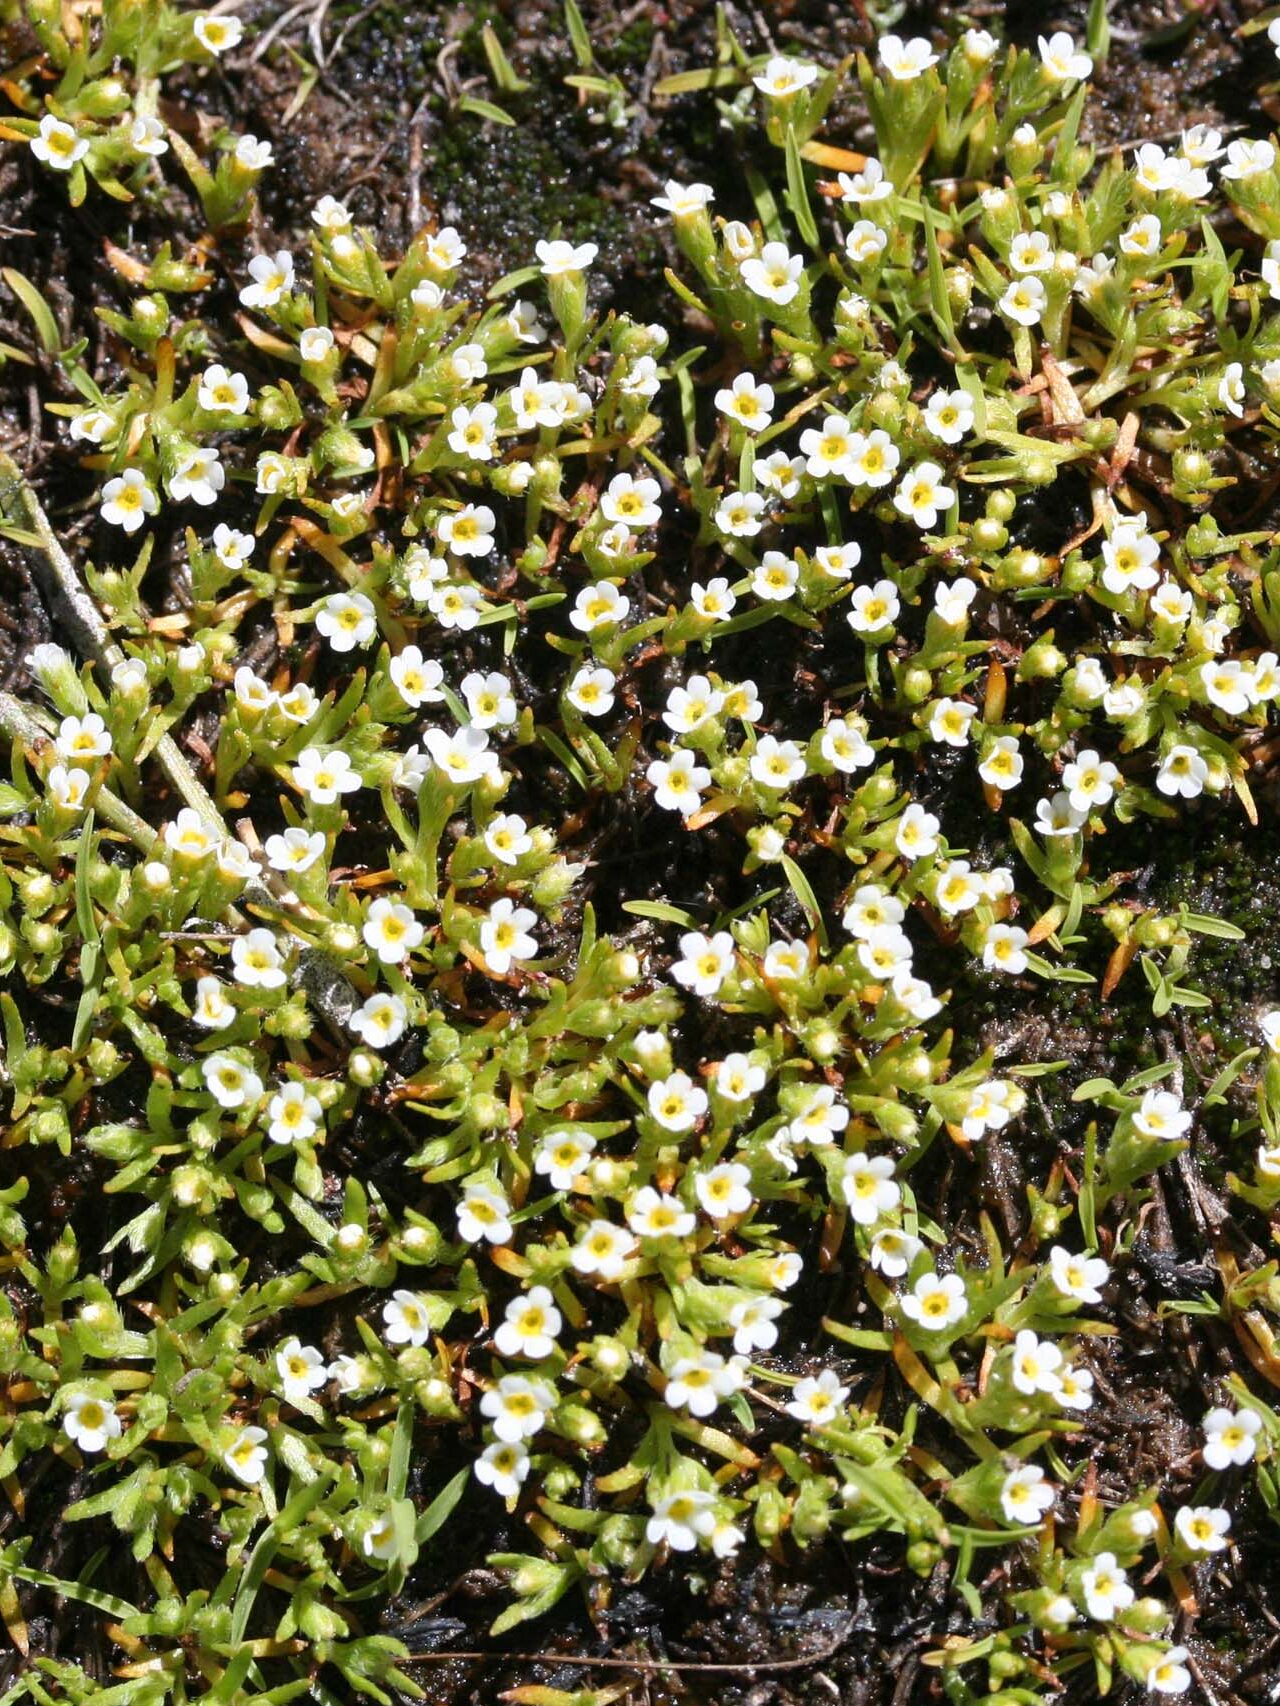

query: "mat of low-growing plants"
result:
(7, 0), (1280, 1702)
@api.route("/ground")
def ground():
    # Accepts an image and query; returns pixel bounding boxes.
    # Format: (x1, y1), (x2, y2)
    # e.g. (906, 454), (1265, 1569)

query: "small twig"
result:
(401, 1623), (853, 1673)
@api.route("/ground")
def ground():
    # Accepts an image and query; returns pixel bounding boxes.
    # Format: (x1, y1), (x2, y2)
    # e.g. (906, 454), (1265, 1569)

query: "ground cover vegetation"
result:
(3, 1), (1280, 1702)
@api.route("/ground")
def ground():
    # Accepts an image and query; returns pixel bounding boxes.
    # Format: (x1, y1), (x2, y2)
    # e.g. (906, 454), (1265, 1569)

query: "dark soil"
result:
(5, 3), (1280, 1703)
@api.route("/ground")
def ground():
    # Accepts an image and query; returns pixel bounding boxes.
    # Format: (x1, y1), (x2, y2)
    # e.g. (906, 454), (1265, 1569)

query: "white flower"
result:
(647, 1071), (708, 1133)
(570, 582), (629, 632)
(961, 1078), (1020, 1140)
(571, 1218), (636, 1279)
(45, 763), (91, 812)
(428, 582), (484, 630)
(836, 157), (893, 204)
(311, 194), (352, 231)
(750, 734), (807, 791)
(923, 388), (974, 445)
(363, 896), (425, 965)
(895, 802), (940, 860)
(423, 724), (499, 785)
(740, 241), (804, 306)
(601, 471), (663, 527)
(1146, 1648), (1192, 1697)
(1260, 1010), (1280, 1054)
(646, 1489), (717, 1551)
(461, 670), (517, 729)
(316, 590), (379, 657)
(1156, 744), (1208, 799)
(191, 976), (234, 1031)
(868, 1226), (923, 1278)
(1118, 214), (1162, 259)
(299, 325), (335, 363)
(846, 428), (900, 487)
(100, 468), (159, 532)
(695, 1162), (753, 1219)
(349, 991), (408, 1050)
(813, 542), (862, 580)
(1061, 748), (1120, 811)
(566, 664), (616, 717)
(723, 679), (763, 721)
(535, 238), (598, 276)
(752, 550), (799, 602)
(436, 503), (495, 557)
(1100, 523), (1160, 594)
(479, 897), (538, 976)
(715, 491), (766, 537)
(714, 1052), (766, 1102)
(210, 524), (254, 571)
(202, 1052), (263, 1111)
(474, 1440), (530, 1498)
(1056, 1364), (1095, 1412)
(928, 698), (977, 747)
(843, 885), (905, 941)
(728, 1294), (783, 1354)
(999, 275), (1047, 325)
(629, 1185), (697, 1240)
(846, 579), (900, 634)
(1174, 1504), (1230, 1553)
(494, 1286), (561, 1359)
(481, 813), (532, 868)
(1000, 1464), (1055, 1524)
(891, 972), (941, 1021)
(480, 1374), (558, 1443)
(276, 1337), (326, 1404)
(820, 717), (873, 774)
(665, 1350), (742, 1417)
(840, 1153), (900, 1225)
(714, 372), (775, 431)
(877, 35), (939, 80)
(293, 747), (362, 803)
(978, 735), (1024, 792)
(1010, 1329), (1063, 1396)
(893, 461), (954, 530)
(1047, 1245), (1110, 1305)
(756, 450), (805, 497)
(647, 749), (711, 814)
(69, 407), (114, 444)
(1035, 791), (1087, 837)
(55, 712), (111, 762)
(31, 114), (89, 169)
(240, 250), (295, 309)
(1080, 1552), (1133, 1622)
(197, 364), (249, 413)
(752, 55), (819, 96)
(1202, 1405), (1261, 1469)
(230, 928), (287, 990)
(169, 448), (224, 507)
(224, 1426), (269, 1484)
(423, 226), (467, 272)
(651, 178), (714, 215)
(534, 1130), (596, 1192)
(1218, 360), (1246, 417)
(195, 15), (244, 54)
(1009, 231), (1053, 274)
(789, 1085), (849, 1147)
(901, 1271), (967, 1330)
(383, 1289), (434, 1347)
(844, 220), (888, 265)
(388, 646), (445, 709)
(672, 930), (735, 997)
(1200, 659), (1251, 715)
(458, 1183), (513, 1246)
(786, 1369), (849, 1424)
(447, 401), (498, 461)
(1222, 139), (1276, 180)
(962, 28), (999, 62)
(1132, 1088), (1192, 1141)
(1038, 31), (1092, 82)
(63, 1391), (122, 1453)
(935, 576), (978, 624)
(255, 452), (290, 493)
(265, 1080), (321, 1146)
(689, 578), (736, 622)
